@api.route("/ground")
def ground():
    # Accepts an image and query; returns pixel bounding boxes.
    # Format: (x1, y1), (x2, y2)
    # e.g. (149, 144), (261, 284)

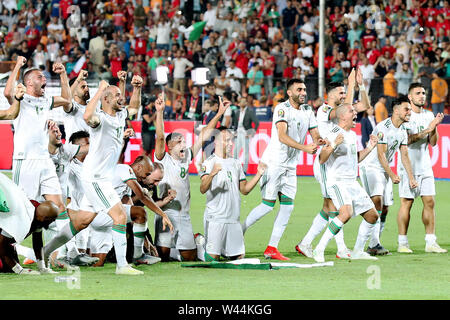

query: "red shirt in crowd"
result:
(134, 37), (147, 56)
(361, 31), (377, 50)
(367, 48), (381, 65)
(381, 45), (396, 59)
(110, 57), (123, 77)
(26, 28), (40, 50)
(60, 0), (73, 20)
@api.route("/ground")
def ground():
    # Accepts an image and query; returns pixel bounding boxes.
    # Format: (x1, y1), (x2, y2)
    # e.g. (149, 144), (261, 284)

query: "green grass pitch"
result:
(1, 172), (449, 300)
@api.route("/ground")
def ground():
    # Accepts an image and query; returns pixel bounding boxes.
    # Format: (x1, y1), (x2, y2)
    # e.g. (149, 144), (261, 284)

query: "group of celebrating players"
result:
(0, 55), (446, 276)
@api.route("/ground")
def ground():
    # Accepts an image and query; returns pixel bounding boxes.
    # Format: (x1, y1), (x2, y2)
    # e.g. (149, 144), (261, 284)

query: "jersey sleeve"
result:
(316, 105), (332, 123)
(326, 127), (344, 156)
(376, 124), (388, 144)
(308, 109), (318, 130)
(400, 128), (408, 146)
(117, 165), (137, 182)
(273, 104), (288, 125)
(200, 157), (214, 177)
(238, 162), (246, 182)
(65, 143), (81, 160)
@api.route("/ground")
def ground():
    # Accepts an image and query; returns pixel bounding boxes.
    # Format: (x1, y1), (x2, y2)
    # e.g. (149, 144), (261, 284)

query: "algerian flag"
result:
(188, 21), (206, 41)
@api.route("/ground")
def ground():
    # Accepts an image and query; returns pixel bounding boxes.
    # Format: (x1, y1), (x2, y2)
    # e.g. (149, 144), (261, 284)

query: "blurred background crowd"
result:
(0, 0), (449, 123)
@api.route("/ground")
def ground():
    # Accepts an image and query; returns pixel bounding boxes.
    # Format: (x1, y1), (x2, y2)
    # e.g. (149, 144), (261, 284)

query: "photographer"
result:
(141, 94), (158, 157)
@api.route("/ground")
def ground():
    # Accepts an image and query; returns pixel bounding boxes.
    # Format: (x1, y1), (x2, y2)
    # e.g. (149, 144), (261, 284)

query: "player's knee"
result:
(422, 197), (435, 210)
(364, 209), (379, 224)
(131, 206), (147, 224)
(75, 212), (96, 230)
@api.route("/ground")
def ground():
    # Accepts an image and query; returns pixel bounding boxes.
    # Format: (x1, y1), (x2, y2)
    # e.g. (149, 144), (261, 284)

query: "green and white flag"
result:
(188, 21), (207, 41)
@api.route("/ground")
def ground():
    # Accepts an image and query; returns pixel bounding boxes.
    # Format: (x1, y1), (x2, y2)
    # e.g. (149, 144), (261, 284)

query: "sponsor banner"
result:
(1, 121), (450, 179)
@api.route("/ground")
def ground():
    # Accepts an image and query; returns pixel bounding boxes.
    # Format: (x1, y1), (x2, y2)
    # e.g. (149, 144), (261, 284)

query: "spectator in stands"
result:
(431, 72), (448, 115)
(226, 59), (244, 95)
(418, 56), (436, 104)
(374, 95), (389, 123)
(395, 63), (414, 96)
(281, 0), (298, 43)
(247, 62), (264, 100)
(383, 67), (398, 113)
(329, 61), (344, 83)
(361, 105), (376, 148)
(359, 56), (375, 94)
(185, 85), (203, 121)
(172, 49), (194, 96)
(141, 96), (157, 158)
(233, 96), (259, 174)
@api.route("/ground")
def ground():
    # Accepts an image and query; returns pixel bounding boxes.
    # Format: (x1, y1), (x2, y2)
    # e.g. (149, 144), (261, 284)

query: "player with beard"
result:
(241, 79), (324, 261)
(4, 57), (72, 245)
(42, 75), (144, 275)
(296, 69), (370, 259)
(396, 83), (446, 253)
(359, 96), (418, 255)
(153, 93), (231, 262)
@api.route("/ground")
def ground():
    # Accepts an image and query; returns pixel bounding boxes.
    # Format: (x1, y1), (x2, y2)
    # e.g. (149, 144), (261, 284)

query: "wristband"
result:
(359, 84), (366, 92)
(12, 263), (24, 274)
(14, 95), (23, 101)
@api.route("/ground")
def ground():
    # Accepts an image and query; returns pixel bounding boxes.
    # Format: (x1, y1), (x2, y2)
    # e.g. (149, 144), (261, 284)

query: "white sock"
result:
(316, 217), (344, 252)
(133, 223), (147, 259)
(75, 228), (89, 251)
(300, 211), (328, 246)
(398, 235), (409, 246)
(334, 226), (348, 252)
(43, 221), (77, 258)
(268, 204), (294, 248)
(353, 219), (376, 253)
(369, 217), (381, 248)
(170, 248), (182, 261)
(196, 242), (206, 261)
(242, 203), (274, 234)
(380, 221), (386, 236)
(111, 224), (128, 267)
(66, 238), (80, 260)
(425, 234), (437, 246)
(15, 244), (36, 261)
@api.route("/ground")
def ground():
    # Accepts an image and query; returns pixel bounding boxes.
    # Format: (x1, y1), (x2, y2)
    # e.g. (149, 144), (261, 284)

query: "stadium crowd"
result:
(0, 0), (449, 118)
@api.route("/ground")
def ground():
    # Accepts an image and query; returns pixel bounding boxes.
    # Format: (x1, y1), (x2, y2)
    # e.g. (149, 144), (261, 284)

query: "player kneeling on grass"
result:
(0, 173), (59, 275)
(312, 103), (380, 263)
(200, 127), (267, 261)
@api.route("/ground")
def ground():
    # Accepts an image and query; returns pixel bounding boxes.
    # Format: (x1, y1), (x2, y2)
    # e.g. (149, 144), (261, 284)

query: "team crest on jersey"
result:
(322, 106), (329, 113)
(377, 132), (384, 140)
(201, 165), (206, 173)
(278, 109), (285, 118)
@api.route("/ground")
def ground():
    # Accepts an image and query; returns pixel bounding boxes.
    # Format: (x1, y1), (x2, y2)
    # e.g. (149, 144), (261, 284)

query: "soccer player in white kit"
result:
(42, 76), (143, 275)
(359, 96), (419, 255)
(4, 56), (72, 225)
(153, 93), (231, 262)
(313, 103), (381, 262)
(241, 79), (324, 261)
(296, 69), (370, 259)
(200, 127), (267, 260)
(396, 83), (447, 253)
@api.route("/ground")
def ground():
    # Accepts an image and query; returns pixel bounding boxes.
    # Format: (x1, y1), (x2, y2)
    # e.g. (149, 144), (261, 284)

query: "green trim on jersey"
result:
(92, 182), (111, 208)
(50, 97), (55, 110)
(123, 178), (137, 183)
(74, 145), (81, 157)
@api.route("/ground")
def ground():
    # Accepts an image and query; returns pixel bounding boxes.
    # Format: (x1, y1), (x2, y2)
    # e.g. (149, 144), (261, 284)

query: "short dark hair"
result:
(408, 82), (425, 93)
(165, 132), (183, 145)
(23, 68), (41, 84)
(286, 78), (305, 90)
(391, 95), (410, 109)
(69, 130), (90, 144)
(326, 81), (344, 93)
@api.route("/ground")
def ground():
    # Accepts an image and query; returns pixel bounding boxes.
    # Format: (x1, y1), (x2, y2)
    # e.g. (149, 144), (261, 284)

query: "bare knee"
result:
(422, 196), (435, 210)
(131, 206), (147, 224)
(363, 208), (379, 224)
(72, 211), (96, 231)
(109, 204), (127, 225)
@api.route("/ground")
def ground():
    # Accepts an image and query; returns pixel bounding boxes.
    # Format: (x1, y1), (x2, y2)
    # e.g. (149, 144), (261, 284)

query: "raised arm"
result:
(83, 80), (109, 128)
(0, 83), (25, 120)
(355, 67), (370, 112)
(192, 96), (230, 157)
(70, 70), (88, 97)
(344, 68), (356, 106)
(52, 63), (72, 112)
(4, 56), (27, 105)
(127, 75), (143, 117)
(117, 70), (127, 97)
(154, 92), (166, 161)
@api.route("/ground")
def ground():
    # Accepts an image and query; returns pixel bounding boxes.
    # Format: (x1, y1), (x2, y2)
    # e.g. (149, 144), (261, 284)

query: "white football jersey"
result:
(68, 157), (84, 205)
(360, 117), (408, 171)
(155, 149), (193, 216)
(261, 101), (317, 169)
(81, 108), (128, 182)
(13, 93), (53, 160)
(323, 125), (359, 182)
(201, 154), (246, 223)
(112, 164), (137, 199)
(50, 143), (80, 198)
(398, 109), (434, 176)
(316, 103), (338, 138)
(63, 100), (92, 141)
